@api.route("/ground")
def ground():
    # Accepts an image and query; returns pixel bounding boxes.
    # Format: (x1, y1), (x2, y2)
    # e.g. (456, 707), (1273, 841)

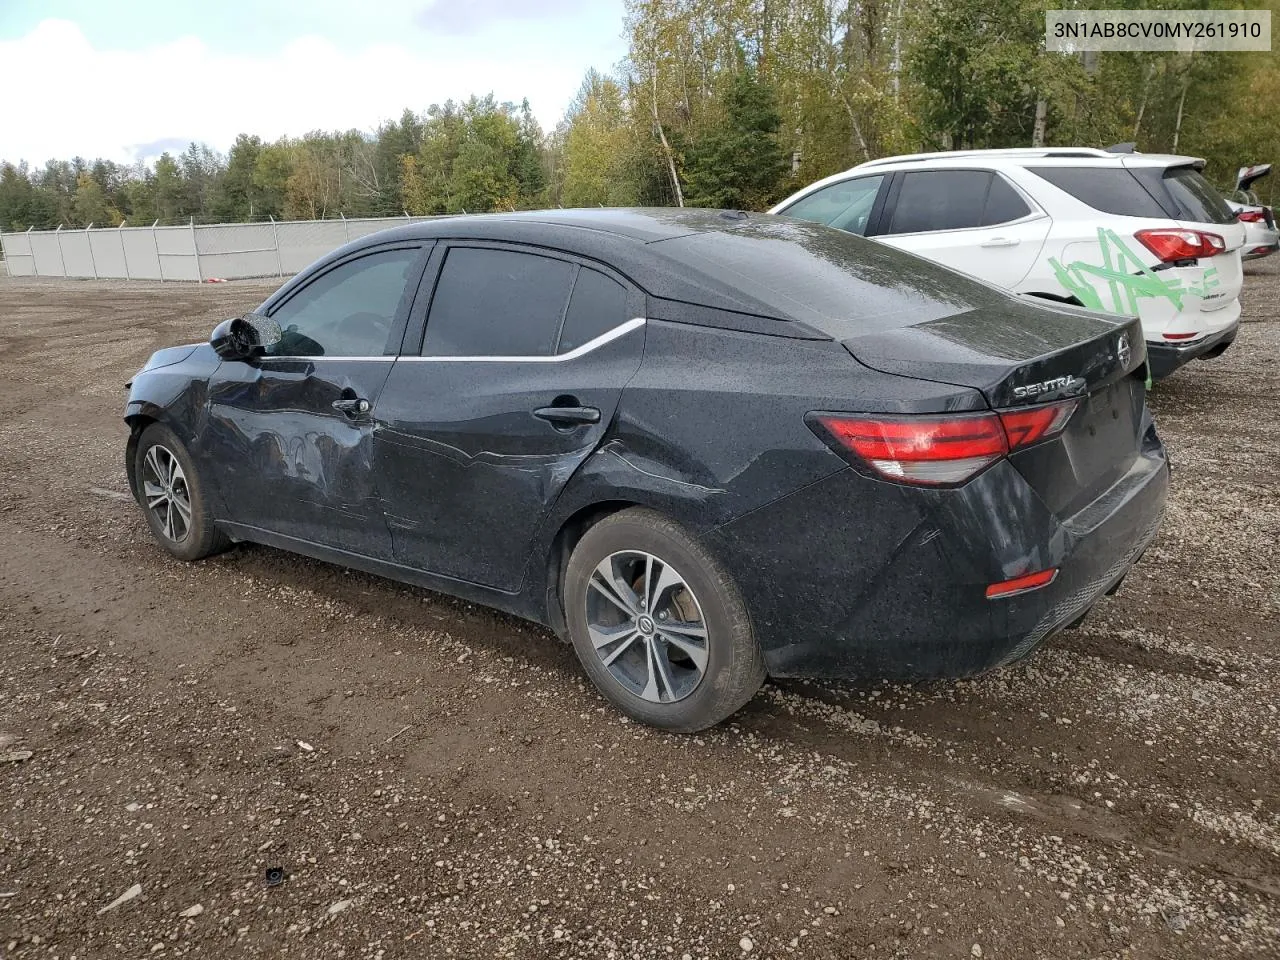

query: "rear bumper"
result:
(1242, 241), (1278, 261)
(704, 420), (1169, 681)
(1146, 319), (1239, 380)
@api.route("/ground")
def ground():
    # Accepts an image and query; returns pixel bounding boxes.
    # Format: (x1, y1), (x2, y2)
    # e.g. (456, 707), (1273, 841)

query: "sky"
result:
(0, 0), (629, 168)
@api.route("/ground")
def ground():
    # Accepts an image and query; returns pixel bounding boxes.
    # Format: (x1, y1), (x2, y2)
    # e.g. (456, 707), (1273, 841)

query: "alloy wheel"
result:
(585, 550), (709, 703)
(141, 444), (193, 543)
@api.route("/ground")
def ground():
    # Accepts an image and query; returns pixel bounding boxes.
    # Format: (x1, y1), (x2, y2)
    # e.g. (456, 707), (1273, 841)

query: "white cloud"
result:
(1, 19), (608, 166)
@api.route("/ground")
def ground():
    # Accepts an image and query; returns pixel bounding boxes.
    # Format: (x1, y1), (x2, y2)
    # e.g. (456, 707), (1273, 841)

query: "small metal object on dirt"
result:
(295, 740), (314, 752)
(0, 751), (32, 764)
(179, 904), (203, 918)
(385, 724), (412, 743)
(264, 867), (286, 887)
(97, 883), (143, 915)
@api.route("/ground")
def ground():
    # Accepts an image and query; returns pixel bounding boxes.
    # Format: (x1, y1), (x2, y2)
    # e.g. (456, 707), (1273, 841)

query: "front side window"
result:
(886, 171), (991, 234)
(267, 248), (420, 357)
(779, 175), (884, 235)
(423, 247), (575, 357)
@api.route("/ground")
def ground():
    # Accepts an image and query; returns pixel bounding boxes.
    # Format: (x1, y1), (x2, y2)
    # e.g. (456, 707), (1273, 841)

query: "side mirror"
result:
(210, 312), (283, 361)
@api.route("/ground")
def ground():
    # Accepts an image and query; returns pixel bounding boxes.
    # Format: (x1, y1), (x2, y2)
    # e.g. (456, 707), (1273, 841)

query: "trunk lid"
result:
(842, 297), (1144, 408)
(843, 298), (1148, 514)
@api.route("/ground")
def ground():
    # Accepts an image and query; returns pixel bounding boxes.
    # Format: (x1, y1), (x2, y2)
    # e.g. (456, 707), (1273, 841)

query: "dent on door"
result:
(203, 359), (393, 551)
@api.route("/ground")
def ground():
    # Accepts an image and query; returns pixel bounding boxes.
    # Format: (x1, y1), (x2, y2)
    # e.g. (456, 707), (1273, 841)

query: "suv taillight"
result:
(1135, 228), (1226, 262)
(811, 401), (1077, 487)
(1236, 210), (1266, 223)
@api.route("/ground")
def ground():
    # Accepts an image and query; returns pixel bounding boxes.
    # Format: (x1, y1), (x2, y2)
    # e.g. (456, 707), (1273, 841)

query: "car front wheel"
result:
(564, 508), (765, 732)
(134, 423), (228, 562)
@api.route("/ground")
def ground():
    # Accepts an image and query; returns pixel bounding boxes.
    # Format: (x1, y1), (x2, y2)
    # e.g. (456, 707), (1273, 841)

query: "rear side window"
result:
(423, 247), (574, 357)
(1026, 167), (1168, 218)
(886, 171), (991, 233)
(1161, 166), (1237, 224)
(779, 175), (884, 235)
(558, 267), (629, 352)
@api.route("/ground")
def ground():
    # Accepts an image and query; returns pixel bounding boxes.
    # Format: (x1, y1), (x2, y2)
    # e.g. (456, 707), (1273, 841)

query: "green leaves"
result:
(682, 70), (789, 209)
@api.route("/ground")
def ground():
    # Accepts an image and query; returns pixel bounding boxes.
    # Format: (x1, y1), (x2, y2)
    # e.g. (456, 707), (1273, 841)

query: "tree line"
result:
(2, 0), (1276, 232)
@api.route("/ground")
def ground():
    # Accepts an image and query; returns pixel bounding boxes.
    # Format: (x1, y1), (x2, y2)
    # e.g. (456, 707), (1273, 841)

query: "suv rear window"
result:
(1026, 167), (1168, 218)
(1161, 166), (1237, 224)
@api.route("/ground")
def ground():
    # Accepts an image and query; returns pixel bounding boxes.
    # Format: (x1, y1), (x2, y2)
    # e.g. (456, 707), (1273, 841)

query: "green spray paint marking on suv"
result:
(1047, 227), (1219, 315)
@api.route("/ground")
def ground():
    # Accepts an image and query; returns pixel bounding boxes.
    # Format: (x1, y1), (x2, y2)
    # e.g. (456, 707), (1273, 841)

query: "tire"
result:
(564, 507), (766, 732)
(134, 423), (228, 562)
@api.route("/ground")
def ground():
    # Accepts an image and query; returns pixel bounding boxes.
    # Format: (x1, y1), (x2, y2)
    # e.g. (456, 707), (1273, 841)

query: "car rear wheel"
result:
(564, 508), (766, 732)
(135, 423), (228, 562)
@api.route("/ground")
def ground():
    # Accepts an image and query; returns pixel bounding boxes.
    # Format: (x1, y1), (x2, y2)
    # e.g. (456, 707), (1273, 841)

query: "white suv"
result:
(770, 148), (1246, 379)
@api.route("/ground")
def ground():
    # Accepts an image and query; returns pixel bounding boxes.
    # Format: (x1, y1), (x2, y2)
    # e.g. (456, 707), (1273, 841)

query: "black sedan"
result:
(124, 209), (1169, 731)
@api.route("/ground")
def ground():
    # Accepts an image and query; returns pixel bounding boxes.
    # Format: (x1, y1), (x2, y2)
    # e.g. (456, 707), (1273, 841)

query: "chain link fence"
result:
(0, 216), (436, 282)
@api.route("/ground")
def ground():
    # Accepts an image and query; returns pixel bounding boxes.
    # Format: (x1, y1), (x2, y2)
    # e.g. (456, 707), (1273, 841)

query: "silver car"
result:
(1227, 164), (1278, 261)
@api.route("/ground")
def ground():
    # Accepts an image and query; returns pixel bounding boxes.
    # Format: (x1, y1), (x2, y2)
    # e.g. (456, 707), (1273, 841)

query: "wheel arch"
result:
(541, 499), (644, 640)
(123, 403), (201, 504)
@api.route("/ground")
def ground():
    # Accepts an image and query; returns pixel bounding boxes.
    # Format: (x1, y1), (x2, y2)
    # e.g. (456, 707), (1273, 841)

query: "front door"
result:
(201, 243), (428, 559)
(374, 243), (646, 591)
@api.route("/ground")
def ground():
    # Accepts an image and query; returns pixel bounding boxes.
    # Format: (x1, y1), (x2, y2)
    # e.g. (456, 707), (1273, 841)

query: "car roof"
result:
(370, 207), (752, 245)
(850, 148), (1204, 170)
(325, 209), (1009, 333)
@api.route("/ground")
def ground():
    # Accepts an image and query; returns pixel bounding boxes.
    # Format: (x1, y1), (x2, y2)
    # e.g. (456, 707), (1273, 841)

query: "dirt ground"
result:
(0, 262), (1277, 960)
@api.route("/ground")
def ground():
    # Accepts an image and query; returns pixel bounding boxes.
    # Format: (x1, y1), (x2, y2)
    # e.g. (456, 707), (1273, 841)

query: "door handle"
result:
(332, 397), (370, 415)
(981, 236), (1020, 248)
(532, 405), (600, 426)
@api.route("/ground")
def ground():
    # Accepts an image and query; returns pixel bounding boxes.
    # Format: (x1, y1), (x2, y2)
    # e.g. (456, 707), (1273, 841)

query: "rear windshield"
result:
(653, 217), (1009, 335)
(1161, 165), (1237, 224)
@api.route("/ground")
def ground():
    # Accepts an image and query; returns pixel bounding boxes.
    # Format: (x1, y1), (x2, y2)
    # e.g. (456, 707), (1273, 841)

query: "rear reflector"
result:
(1162, 331), (1200, 341)
(1135, 228), (1226, 262)
(812, 399), (1077, 487)
(986, 568), (1058, 599)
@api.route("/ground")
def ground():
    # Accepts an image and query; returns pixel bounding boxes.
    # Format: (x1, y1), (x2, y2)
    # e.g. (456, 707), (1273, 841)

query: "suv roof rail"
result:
(855, 147), (1120, 169)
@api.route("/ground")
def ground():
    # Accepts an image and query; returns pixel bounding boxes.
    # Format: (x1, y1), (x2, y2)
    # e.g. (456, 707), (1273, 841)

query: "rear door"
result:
(374, 242), (646, 591)
(875, 169), (1051, 288)
(203, 243), (428, 558)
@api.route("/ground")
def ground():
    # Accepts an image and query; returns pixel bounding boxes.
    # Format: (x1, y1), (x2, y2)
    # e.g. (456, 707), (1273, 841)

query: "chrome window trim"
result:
(261, 317), (647, 364)
(403, 316), (646, 363)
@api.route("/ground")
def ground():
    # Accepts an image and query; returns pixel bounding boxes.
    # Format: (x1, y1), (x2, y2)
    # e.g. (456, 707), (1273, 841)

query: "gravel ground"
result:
(0, 263), (1277, 960)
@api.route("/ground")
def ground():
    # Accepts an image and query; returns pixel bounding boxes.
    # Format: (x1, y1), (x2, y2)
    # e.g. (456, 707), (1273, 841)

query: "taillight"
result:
(1135, 228), (1226, 262)
(812, 399), (1078, 487)
(1236, 210), (1266, 223)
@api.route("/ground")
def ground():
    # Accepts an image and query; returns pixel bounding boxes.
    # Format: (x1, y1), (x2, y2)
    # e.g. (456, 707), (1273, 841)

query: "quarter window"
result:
(1026, 167), (1169, 218)
(558, 267), (629, 352)
(266, 248), (420, 357)
(982, 175), (1033, 225)
(423, 248), (575, 357)
(779, 176), (884, 235)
